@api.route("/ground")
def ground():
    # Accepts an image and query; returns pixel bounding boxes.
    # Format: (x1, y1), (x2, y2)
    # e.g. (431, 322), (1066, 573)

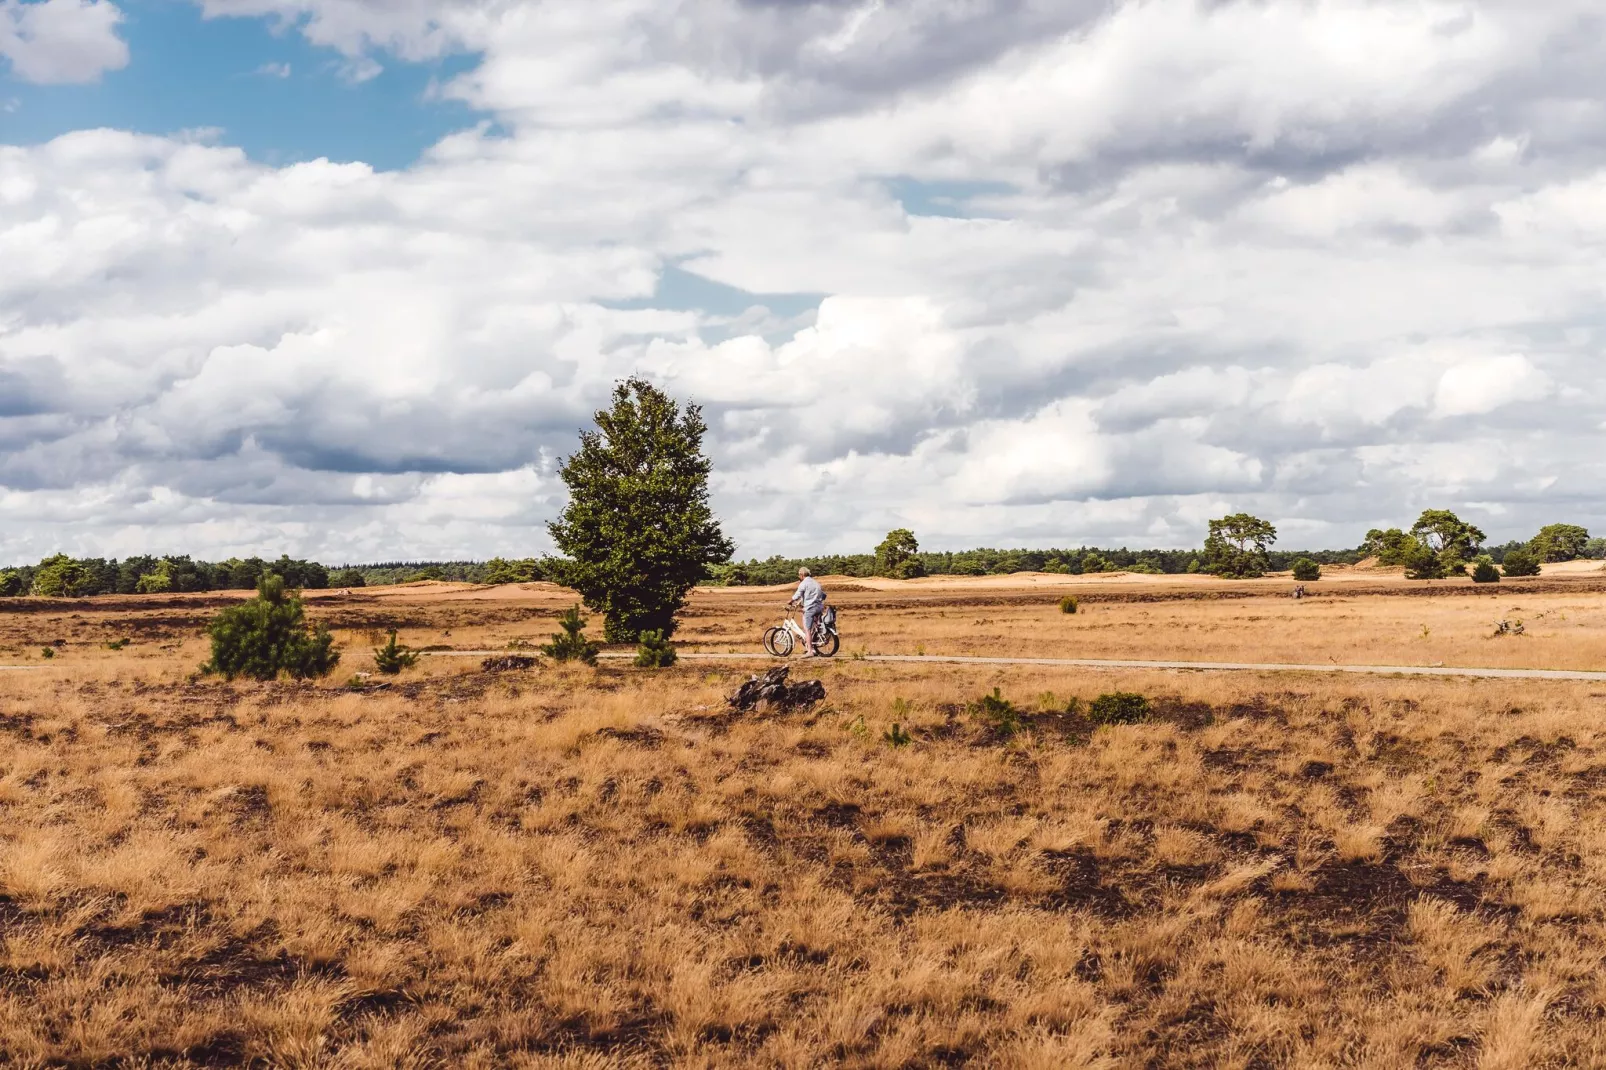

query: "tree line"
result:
(6, 519), (1598, 600)
(1198, 511), (1601, 581)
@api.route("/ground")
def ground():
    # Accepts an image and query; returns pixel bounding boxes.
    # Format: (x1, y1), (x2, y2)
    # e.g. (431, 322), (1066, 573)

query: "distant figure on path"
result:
(789, 567), (827, 658)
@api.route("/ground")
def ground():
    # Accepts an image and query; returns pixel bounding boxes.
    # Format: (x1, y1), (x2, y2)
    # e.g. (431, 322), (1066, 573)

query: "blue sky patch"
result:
(0, 0), (484, 170)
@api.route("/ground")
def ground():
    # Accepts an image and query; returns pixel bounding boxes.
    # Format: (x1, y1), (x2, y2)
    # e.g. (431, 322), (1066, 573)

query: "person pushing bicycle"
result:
(788, 567), (827, 658)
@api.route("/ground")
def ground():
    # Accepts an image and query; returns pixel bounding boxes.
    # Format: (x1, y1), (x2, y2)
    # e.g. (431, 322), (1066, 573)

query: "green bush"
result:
(969, 688), (1023, 739)
(1401, 542), (1446, 580)
(1501, 548), (1542, 577)
(543, 605), (599, 665)
(372, 629), (419, 674)
(883, 723), (913, 748)
(634, 629), (677, 668)
(1291, 558), (1321, 581)
(40, 647), (55, 660)
(1471, 558), (1501, 584)
(330, 568), (367, 588)
(1088, 692), (1151, 726)
(201, 575), (339, 681)
(890, 557), (927, 580)
(1059, 595), (1078, 614)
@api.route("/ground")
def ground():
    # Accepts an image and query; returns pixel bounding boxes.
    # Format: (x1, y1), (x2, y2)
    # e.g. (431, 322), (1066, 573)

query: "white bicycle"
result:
(763, 605), (840, 658)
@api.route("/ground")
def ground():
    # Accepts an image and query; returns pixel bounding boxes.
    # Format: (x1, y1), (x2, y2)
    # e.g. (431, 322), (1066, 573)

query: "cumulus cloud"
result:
(0, 0), (127, 84)
(5, 0), (1606, 562)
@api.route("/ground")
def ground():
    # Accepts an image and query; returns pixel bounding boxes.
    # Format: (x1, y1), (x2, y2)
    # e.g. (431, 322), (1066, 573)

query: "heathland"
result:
(3, 565), (1606, 1066)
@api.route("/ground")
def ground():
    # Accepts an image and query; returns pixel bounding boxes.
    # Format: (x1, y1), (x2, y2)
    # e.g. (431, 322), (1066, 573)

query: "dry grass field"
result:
(3, 572), (1606, 1067)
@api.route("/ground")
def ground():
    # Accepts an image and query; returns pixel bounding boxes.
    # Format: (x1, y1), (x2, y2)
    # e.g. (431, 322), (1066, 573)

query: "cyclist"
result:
(788, 567), (827, 657)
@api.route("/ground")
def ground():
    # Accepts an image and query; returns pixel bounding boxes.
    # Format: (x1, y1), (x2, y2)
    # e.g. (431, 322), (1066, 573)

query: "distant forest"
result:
(1, 545), (1359, 597)
(3, 537), (1599, 598)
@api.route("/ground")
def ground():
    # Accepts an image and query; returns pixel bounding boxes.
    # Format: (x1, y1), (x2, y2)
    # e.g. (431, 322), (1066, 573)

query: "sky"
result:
(3, 0), (1606, 564)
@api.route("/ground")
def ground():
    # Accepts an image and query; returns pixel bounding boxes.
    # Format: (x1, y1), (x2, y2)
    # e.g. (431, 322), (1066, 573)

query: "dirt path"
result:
(415, 650), (1606, 682)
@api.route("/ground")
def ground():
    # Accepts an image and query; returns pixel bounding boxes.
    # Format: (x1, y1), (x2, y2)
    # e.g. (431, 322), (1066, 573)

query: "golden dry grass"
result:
(2, 582), (1606, 1066)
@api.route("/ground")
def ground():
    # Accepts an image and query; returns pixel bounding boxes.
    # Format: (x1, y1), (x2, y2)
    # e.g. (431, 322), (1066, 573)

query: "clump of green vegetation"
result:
(1059, 595), (1078, 614)
(372, 629), (419, 674)
(39, 647), (55, 660)
(969, 688), (1023, 739)
(548, 378), (734, 642)
(1089, 692), (1150, 726)
(883, 723), (913, 748)
(201, 575), (339, 681)
(1291, 558), (1321, 581)
(634, 629), (677, 668)
(543, 605), (599, 665)
(105, 638), (129, 650)
(1471, 557), (1501, 584)
(1501, 548), (1542, 577)
(1203, 513), (1277, 577)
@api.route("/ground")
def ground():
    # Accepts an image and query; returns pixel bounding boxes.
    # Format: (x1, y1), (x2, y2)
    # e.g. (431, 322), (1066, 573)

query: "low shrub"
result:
(883, 723), (913, 748)
(1089, 692), (1150, 726)
(543, 605), (599, 665)
(1501, 548), (1542, 577)
(1471, 558), (1501, 584)
(969, 688), (1023, 738)
(1059, 595), (1078, 614)
(39, 647), (54, 660)
(201, 575), (339, 681)
(1291, 558), (1322, 582)
(372, 629), (419, 674)
(634, 629), (677, 668)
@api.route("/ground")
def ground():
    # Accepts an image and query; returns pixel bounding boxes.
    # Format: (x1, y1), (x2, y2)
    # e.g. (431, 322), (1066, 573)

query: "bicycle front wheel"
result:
(764, 626), (794, 657)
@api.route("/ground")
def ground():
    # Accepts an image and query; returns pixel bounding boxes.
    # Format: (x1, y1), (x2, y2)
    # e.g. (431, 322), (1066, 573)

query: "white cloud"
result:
(6, 1), (1606, 562)
(0, 0), (127, 84)
(1434, 353), (1552, 418)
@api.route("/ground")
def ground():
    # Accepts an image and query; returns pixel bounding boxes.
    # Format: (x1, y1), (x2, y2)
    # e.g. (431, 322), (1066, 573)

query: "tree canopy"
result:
(1530, 523), (1590, 563)
(875, 529), (925, 579)
(1203, 513), (1277, 578)
(548, 377), (733, 642)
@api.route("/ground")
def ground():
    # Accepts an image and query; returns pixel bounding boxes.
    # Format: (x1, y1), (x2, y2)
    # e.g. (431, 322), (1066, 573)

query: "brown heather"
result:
(1, 573), (1605, 1066)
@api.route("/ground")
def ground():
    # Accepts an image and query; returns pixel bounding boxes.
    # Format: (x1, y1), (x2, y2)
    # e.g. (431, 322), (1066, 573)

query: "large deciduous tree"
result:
(549, 377), (734, 643)
(1203, 513), (1277, 578)
(1409, 509), (1485, 576)
(875, 528), (925, 579)
(1530, 523), (1590, 563)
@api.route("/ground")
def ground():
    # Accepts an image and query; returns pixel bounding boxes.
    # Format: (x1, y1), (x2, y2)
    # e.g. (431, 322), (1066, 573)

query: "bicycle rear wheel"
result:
(814, 629), (840, 658)
(763, 626), (794, 657)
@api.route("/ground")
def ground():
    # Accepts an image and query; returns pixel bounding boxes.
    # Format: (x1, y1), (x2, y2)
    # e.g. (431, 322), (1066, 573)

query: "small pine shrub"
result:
(883, 723), (913, 748)
(105, 638), (129, 650)
(1089, 691), (1150, 726)
(543, 604), (599, 665)
(634, 629), (677, 668)
(1501, 548), (1542, 577)
(372, 629), (419, 674)
(1291, 558), (1321, 581)
(40, 647), (54, 660)
(969, 687), (1023, 739)
(1059, 596), (1078, 614)
(202, 575), (339, 681)
(1471, 558), (1501, 584)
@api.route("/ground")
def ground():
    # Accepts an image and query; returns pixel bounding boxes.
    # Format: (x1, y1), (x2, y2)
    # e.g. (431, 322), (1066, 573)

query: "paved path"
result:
(421, 650), (1606, 682)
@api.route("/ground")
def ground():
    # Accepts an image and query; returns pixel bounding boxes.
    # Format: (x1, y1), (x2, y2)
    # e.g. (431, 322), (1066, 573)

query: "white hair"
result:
(798, 567), (811, 577)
